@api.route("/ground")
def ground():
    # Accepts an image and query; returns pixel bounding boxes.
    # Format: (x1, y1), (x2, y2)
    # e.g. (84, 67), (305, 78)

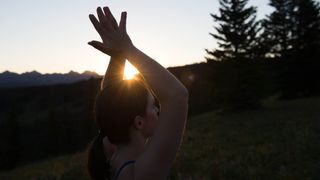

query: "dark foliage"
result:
(206, 0), (261, 61)
(0, 78), (100, 169)
(205, 0), (264, 110)
(204, 0), (320, 110)
(262, 0), (320, 98)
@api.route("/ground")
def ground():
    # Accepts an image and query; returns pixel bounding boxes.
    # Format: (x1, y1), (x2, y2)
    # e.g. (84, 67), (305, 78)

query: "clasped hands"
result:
(88, 7), (133, 57)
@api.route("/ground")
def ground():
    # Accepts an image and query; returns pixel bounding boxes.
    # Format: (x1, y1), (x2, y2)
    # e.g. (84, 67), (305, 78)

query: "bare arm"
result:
(87, 6), (126, 90)
(100, 55), (125, 90)
(89, 7), (188, 180)
(99, 56), (125, 159)
(126, 39), (188, 180)
(126, 45), (188, 101)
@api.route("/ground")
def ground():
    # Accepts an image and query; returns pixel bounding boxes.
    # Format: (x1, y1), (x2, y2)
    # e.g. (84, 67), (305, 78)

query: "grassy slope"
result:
(0, 96), (319, 180)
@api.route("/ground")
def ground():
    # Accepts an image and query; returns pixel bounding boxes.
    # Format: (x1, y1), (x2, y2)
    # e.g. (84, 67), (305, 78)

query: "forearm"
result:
(101, 55), (126, 90)
(125, 45), (188, 101)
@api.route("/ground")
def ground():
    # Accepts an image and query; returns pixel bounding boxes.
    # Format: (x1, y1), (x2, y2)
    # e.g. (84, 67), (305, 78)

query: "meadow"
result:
(0, 95), (319, 180)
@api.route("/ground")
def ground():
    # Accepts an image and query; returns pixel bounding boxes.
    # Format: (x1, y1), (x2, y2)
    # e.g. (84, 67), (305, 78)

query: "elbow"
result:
(181, 87), (189, 100)
(172, 86), (189, 102)
(160, 82), (189, 104)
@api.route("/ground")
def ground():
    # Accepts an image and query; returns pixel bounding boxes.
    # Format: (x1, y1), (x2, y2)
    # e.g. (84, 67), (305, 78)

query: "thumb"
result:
(119, 11), (127, 33)
(88, 41), (111, 55)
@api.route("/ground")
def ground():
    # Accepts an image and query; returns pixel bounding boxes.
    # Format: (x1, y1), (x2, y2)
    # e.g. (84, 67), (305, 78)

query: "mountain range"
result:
(0, 70), (101, 88)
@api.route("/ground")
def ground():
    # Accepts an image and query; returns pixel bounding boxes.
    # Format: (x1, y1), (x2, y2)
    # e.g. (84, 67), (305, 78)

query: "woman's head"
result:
(94, 77), (159, 145)
(88, 77), (159, 180)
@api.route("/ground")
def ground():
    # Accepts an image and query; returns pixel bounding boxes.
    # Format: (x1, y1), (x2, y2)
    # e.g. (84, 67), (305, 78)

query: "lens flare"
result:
(124, 61), (139, 80)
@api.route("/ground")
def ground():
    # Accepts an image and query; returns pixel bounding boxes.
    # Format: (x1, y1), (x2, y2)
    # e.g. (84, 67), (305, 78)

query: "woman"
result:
(87, 6), (188, 180)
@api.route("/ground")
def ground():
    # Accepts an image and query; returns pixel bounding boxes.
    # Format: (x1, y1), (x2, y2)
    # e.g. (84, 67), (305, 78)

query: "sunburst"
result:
(124, 61), (139, 80)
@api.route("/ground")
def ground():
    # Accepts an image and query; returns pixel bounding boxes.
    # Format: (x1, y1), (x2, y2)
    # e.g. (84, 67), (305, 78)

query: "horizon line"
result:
(0, 61), (208, 76)
(0, 70), (103, 76)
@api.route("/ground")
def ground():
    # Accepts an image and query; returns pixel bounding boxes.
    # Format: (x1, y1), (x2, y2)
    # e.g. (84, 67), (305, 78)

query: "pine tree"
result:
(206, 0), (261, 61)
(262, 0), (320, 58)
(263, 0), (320, 97)
(261, 0), (296, 58)
(205, 0), (265, 110)
(292, 0), (320, 55)
(291, 0), (320, 95)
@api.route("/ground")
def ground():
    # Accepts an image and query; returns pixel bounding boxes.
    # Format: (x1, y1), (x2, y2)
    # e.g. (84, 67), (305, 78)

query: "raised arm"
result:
(99, 55), (125, 90)
(87, 7), (126, 90)
(89, 7), (188, 180)
(126, 40), (188, 180)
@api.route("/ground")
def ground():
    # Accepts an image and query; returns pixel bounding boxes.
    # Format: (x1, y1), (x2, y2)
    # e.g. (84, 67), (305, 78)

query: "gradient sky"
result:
(0, 0), (275, 75)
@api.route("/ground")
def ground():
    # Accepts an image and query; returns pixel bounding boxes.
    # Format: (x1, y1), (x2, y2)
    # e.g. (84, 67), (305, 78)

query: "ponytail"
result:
(87, 133), (111, 180)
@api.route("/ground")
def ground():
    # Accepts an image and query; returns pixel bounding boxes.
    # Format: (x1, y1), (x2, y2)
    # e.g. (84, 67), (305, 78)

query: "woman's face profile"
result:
(142, 91), (160, 138)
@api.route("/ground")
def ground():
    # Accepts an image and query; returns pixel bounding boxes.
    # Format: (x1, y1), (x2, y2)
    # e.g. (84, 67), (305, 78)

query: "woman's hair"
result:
(95, 78), (150, 144)
(87, 133), (111, 180)
(88, 77), (152, 180)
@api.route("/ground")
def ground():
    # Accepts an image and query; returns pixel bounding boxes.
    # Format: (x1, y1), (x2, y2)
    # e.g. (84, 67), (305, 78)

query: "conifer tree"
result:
(205, 0), (264, 110)
(261, 0), (296, 58)
(292, 0), (320, 55)
(291, 0), (320, 95)
(262, 0), (320, 58)
(263, 0), (320, 97)
(206, 0), (261, 61)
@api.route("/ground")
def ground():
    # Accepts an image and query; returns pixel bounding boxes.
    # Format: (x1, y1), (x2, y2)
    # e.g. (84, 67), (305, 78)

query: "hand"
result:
(88, 7), (133, 57)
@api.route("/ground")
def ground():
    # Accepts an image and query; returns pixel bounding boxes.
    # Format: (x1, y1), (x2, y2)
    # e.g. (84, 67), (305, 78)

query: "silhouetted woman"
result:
(87, 6), (188, 180)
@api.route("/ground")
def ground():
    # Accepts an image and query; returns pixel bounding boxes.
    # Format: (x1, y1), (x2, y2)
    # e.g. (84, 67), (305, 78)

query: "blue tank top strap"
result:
(114, 160), (136, 180)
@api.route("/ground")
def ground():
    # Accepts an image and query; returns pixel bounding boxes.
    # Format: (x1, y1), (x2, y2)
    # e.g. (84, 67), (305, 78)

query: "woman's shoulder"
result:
(114, 160), (136, 180)
(109, 158), (135, 180)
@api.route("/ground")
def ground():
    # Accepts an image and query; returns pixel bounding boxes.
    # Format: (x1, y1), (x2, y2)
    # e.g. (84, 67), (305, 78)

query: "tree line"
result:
(204, 0), (320, 110)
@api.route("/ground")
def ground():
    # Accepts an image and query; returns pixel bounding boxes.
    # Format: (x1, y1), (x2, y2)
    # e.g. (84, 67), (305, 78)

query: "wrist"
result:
(124, 44), (137, 59)
(111, 53), (126, 60)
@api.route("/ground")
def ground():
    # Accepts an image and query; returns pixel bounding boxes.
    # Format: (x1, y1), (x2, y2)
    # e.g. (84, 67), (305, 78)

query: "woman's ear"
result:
(133, 115), (145, 130)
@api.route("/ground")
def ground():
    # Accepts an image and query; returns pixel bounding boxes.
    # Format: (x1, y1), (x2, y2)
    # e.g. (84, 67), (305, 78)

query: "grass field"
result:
(1, 96), (319, 180)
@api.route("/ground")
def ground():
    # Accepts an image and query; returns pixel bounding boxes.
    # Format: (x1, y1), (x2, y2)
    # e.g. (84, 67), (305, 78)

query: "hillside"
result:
(0, 96), (319, 179)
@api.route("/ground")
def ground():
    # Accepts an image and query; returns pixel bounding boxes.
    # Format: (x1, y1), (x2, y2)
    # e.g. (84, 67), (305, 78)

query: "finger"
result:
(119, 11), (127, 33)
(103, 6), (118, 30)
(88, 40), (112, 55)
(97, 7), (114, 31)
(89, 14), (105, 36)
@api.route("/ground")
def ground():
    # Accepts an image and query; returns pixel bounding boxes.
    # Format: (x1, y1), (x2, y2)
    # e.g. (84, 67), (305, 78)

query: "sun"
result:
(124, 61), (139, 80)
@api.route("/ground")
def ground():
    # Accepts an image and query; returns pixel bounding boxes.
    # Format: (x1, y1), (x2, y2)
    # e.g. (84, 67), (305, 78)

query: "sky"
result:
(0, 0), (275, 75)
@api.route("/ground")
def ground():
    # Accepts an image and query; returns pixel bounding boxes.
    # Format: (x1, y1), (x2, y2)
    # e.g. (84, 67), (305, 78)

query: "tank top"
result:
(113, 160), (136, 180)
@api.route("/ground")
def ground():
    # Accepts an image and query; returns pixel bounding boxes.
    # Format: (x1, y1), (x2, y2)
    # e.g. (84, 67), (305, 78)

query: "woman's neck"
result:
(115, 131), (148, 162)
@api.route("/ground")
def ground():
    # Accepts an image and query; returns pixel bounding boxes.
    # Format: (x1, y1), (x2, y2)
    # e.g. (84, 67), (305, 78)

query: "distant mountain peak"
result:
(22, 71), (41, 75)
(68, 70), (79, 75)
(1, 70), (18, 75)
(0, 70), (103, 88)
(82, 70), (100, 77)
